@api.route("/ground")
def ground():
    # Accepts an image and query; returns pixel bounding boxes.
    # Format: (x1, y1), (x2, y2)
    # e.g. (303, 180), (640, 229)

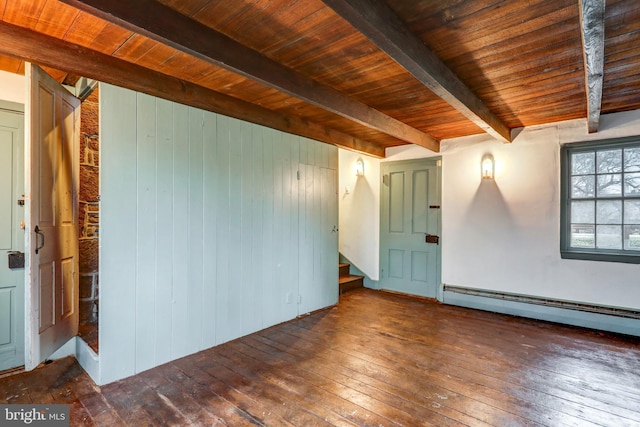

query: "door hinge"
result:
(297, 295), (302, 304)
(296, 170), (301, 180)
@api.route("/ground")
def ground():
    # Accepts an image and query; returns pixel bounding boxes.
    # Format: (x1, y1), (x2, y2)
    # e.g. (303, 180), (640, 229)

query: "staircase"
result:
(339, 263), (364, 294)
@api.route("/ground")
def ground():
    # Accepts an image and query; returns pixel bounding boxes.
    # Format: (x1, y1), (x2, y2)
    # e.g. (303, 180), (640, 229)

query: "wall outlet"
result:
(285, 292), (292, 304)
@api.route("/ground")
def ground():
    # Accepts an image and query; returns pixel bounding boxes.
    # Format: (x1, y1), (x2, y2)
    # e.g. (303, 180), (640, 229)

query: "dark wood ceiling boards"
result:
(601, 0), (640, 114)
(0, 0), (639, 157)
(389, 0), (587, 128)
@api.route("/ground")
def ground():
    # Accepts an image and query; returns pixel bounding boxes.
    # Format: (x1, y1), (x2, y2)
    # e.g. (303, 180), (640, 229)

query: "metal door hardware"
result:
(426, 234), (439, 245)
(8, 251), (24, 269)
(34, 225), (45, 254)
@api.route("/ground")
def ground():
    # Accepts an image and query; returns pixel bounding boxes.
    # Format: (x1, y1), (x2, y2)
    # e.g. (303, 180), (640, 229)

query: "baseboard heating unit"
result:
(442, 285), (640, 337)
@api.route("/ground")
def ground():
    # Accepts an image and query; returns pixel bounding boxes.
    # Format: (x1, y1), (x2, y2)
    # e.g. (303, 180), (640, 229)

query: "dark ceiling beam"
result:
(61, 0), (439, 152)
(321, 0), (512, 144)
(579, 0), (606, 133)
(0, 22), (385, 158)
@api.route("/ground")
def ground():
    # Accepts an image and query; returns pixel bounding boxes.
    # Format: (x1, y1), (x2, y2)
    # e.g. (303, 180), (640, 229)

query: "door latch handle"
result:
(426, 234), (439, 245)
(34, 225), (45, 254)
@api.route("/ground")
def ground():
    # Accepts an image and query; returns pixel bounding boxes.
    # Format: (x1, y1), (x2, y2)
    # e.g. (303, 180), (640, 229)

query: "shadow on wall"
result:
(343, 175), (376, 241)
(462, 179), (519, 261)
(341, 174), (377, 275)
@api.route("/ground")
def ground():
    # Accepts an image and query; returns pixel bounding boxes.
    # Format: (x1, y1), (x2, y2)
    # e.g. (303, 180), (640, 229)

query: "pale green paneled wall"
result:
(99, 84), (338, 384)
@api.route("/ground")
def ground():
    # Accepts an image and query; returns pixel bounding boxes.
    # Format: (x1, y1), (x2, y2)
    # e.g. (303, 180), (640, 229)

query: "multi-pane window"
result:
(561, 138), (640, 263)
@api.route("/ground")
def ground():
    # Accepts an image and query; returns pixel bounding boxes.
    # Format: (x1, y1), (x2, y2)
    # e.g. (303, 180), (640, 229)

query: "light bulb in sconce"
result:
(355, 158), (365, 177)
(481, 154), (495, 180)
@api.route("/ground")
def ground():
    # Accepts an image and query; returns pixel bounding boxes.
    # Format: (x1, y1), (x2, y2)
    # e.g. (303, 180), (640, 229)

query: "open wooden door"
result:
(25, 64), (80, 370)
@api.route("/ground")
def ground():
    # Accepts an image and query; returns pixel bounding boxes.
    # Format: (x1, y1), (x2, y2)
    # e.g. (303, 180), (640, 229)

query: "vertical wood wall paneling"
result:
(99, 84), (137, 384)
(287, 133), (301, 317)
(201, 111), (217, 349)
(311, 152), (323, 312)
(260, 128), (276, 327)
(154, 98), (174, 366)
(134, 93), (157, 373)
(249, 125), (264, 333)
(171, 104), (190, 359)
(187, 108), (204, 356)
(323, 164), (339, 308)
(215, 115), (231, 344)
(99, 84), (338, 382)
(299, 138), (340, 314)
(272, 130), (285, 323)
(227, 116), (244, 339)
(298, 161), (312, 314)
(240, 122), (258, 335)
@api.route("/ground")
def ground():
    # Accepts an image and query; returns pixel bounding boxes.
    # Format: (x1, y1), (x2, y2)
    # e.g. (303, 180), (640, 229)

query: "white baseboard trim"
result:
(49, 337), (76, 360)
(443, 287), (640, 337)
(76, 338), (100, 385)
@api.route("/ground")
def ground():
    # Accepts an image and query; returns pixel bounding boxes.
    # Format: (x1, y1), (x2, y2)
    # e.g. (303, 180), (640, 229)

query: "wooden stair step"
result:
(339, 274), (364, 294)
(339, 263), (350, 278)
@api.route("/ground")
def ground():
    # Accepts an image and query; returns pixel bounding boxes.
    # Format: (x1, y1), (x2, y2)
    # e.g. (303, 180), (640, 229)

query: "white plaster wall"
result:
(338, 149), (381, 280)
(441, 118), (640, 309)
(0, 70), (25, 104)
(339, 111), (640, 310)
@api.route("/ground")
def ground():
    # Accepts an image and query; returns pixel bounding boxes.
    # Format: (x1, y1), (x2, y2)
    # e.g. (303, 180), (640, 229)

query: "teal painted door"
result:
(380, 159), (441, 298)
(298, 164), (338, 315)
(0, 106), (25, 371)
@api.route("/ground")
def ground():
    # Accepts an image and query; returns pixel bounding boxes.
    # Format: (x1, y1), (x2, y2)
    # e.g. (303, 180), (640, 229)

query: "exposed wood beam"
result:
(579, 0), (606, 133)
(321, 0), (512, 144)
(61, 0), (439, 152)
(0, 21), (385, 158)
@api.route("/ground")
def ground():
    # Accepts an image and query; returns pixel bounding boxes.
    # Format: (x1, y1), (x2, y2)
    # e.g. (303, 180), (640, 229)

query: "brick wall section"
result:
(79, 87), (99, 325)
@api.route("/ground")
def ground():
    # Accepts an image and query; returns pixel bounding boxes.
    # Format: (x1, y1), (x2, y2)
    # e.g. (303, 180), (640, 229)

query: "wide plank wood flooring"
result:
(1, 288), (639, 426)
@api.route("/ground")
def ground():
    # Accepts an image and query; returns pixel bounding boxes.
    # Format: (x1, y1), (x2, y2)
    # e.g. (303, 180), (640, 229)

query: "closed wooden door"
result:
(298, 160), (338, 315)
(25, 64), (80, 370)
(380, 159), (441, 298)
(0, 106), (25, 371)
(320, 166), (339, 309)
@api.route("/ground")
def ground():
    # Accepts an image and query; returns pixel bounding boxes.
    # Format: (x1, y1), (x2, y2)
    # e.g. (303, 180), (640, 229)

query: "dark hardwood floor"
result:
(1, 288), (639, 426)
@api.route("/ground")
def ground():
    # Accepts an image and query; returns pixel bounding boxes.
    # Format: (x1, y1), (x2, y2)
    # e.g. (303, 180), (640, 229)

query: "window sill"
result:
(561, 250), (640, 264)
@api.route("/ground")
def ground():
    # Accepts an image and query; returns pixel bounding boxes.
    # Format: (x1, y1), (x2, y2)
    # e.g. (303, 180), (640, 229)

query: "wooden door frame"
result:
(379, 156), (442, 301)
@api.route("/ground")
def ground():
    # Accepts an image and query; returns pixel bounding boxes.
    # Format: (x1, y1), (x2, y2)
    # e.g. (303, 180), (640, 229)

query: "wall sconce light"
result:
(355, 158), (365, 177)
(481, 154), (495, 180)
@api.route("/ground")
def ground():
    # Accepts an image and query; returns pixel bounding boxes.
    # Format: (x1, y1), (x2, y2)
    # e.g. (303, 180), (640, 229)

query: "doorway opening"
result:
(0, 66), (100, 374)
(77, 87), (99, 354)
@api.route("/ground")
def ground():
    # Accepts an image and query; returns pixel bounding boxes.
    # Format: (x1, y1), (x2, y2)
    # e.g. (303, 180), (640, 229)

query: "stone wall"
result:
(79, 87), (99, 325)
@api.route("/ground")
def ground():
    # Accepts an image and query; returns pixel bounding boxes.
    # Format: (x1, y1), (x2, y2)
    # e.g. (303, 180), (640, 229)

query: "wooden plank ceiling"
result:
(0, 0), (639, 157)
